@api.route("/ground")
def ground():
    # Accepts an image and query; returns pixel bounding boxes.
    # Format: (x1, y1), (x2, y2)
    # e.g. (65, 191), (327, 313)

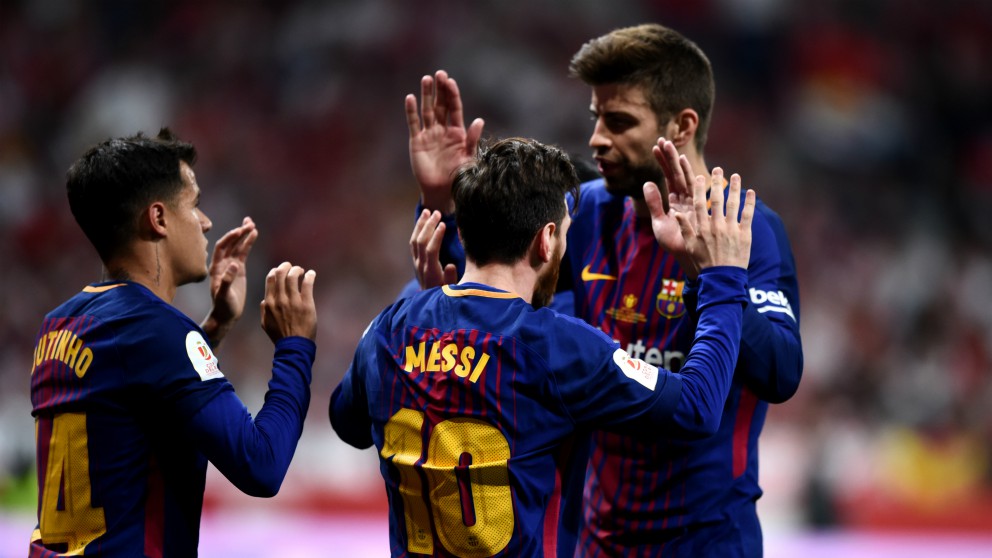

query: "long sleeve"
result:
(185, 336), (315, 497)
(682, 199), (803, 403)
(667, 267), (748, 435)
(329, 328), (374, 449)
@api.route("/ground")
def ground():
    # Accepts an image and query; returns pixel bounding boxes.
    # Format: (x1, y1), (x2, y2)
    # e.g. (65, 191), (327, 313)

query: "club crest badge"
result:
(656, 278), (686, 318)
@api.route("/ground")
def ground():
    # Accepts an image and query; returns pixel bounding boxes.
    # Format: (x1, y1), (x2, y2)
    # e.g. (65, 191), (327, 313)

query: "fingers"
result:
(265, 261), (313, 302)
(415, 211), (442, 263)
(214, 217), (258, 257)
(740, 188), (756, 242)
(442, 263), (458, 285)
(300, 269), (317, 304)
(466, 118), (485, 154)
(653, 138), (694, 198)
(433, 70), (450, 126)
(426, 219), (446, 262)
(678, 155), (695, 193)
(419, 74), (435, 128)
(411, 209), (431, 259)
(724, 173), (742, 226)
(691, 174), (709, 233)
(405, 94), (421, 137)
(673, 211), (696, 242)
(642, 181), (667, 220)
(445, 74), (465, 129)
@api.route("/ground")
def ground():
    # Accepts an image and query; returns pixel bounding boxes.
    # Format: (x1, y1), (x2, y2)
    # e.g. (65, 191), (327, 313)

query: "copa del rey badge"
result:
(186, 331), (224, 381)
(613, 348), (658, 391)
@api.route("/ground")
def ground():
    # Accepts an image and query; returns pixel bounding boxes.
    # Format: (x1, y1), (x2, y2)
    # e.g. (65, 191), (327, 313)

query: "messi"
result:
(403, 340), (490, 384)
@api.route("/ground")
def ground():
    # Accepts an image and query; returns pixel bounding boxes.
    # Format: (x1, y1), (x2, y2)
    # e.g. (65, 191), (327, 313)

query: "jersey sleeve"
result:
(118, 308), (235, 420)
(683, 198), (803, 403)
(329, 319), (376, 449)
(183, 336), (315, 497)
(552, 267), (747, 438)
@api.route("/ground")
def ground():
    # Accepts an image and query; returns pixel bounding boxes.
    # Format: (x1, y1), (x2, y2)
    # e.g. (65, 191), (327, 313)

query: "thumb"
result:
(643, 182), (666, 220)
(214, 262), (238, 299)
(443, 264), (458, 285)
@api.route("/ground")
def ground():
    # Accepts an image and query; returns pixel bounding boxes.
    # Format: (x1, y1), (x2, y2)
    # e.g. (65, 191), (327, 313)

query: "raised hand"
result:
(643, 138), (697, 274)
(202, 216), (258, 347)
(674, 168), (754, 275)
(405, 70), (485, 214)
(411, 209), (458, 289)
(260, 262), (318, 342)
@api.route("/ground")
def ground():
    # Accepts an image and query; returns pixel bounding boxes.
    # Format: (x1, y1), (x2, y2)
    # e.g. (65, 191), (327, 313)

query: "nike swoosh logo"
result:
(581, 265), (617, 282)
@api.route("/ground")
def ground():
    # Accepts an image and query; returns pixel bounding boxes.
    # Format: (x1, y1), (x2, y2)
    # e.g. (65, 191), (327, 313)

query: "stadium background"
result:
(1, 0), (991, 556)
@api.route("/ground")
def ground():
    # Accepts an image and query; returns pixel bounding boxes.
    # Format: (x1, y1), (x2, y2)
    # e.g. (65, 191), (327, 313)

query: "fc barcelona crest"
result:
(656, 278), (686, 318)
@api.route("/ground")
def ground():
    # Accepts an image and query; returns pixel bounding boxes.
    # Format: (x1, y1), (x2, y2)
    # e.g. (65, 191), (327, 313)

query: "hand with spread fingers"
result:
(410, 209), (458, 290)
(202, 216), (258, 347)
(675, 168), (755, 276)
(405, 70), (485, 215)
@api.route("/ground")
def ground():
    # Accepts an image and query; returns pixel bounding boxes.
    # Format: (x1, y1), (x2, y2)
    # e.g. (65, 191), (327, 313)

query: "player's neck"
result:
(460, 261), (533, 303)
(103, 244), (178, 303)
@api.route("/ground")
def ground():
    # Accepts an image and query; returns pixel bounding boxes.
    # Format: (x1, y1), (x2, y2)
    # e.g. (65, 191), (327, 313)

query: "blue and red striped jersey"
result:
(29, 281), (314, 557)
(566, 179), (803, 557)
(332, 269), (748, 558)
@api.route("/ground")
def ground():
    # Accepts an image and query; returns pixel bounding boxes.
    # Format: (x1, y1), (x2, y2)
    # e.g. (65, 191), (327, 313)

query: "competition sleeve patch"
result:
(185, 331), (224, 381)
(612, 348), (658, 391)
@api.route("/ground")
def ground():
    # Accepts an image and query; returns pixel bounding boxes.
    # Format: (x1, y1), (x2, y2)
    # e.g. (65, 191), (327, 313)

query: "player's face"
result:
(170, 161), (213, 285)
(588, 83), (669, 198)
(532, 212), (570, 309)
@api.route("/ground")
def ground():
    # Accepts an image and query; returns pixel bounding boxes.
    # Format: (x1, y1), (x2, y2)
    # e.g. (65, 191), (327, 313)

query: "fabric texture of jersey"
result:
(29, 281), (314, 557)
(332, 268), (747, 558)
(566, 179), (803, 557)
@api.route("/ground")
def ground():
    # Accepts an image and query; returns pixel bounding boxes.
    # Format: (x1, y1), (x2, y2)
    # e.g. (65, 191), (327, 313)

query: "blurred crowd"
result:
(2, 0), (991, 532)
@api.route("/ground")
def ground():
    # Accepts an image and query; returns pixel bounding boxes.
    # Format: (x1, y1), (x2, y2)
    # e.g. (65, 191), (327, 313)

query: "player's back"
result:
(30, 282), (227, 556)
(339, 282), (686, 557)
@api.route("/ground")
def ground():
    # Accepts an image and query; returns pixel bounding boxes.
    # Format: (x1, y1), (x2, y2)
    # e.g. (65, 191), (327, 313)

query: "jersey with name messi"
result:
(30, 281), (237, 557)
(331, 277), (745, 558)
(566, 179), (803, 557)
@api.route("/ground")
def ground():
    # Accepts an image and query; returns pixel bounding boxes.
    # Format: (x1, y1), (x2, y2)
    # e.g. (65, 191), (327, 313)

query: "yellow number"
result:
(382, 410), (514, 557)
(38, 413), (107, 554)
(381, 409), (434, 554)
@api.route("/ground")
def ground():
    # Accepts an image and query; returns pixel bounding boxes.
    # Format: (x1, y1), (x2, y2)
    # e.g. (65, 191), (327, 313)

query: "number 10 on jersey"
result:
(381, 409), (514, 557)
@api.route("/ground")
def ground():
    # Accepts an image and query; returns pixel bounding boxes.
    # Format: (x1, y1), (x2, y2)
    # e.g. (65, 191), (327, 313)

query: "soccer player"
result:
(330, 136), (755, 557)
(29, 128), (318, 556)
(405, 24), (803, 557)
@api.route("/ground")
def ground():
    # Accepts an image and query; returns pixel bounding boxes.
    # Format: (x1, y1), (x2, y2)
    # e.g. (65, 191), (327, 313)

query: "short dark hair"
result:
(452, 137), (579, 267)
(569, 23), (715, 153)
(66, 127), (197, 262)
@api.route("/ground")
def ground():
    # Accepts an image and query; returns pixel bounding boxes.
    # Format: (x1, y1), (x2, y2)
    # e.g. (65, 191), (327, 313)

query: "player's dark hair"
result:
(569, 23), (715, 153)
(452, 137), (579, 267)
(66, 127), (197, 262)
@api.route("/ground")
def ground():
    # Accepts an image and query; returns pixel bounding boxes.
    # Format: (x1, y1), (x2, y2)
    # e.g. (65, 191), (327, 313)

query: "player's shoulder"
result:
(526, 306), (618, 356)
(63, 281), (199, 337)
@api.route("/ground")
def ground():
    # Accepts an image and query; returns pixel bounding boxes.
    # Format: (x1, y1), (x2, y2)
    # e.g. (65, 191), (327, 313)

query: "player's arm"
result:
(328, 325), (375, 449)
(682, 203), (803, 403)
(643, 171), (755, 434)
(186, 263), (318, 497)
(560, 171), (753, 437)
(556, 265), (747, 438)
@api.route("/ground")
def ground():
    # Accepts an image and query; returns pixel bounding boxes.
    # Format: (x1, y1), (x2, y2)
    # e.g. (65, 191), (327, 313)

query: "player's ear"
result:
(529, 222), (556, 266)
(668, 108), (699, 150)
(142, 202), (169, 239)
